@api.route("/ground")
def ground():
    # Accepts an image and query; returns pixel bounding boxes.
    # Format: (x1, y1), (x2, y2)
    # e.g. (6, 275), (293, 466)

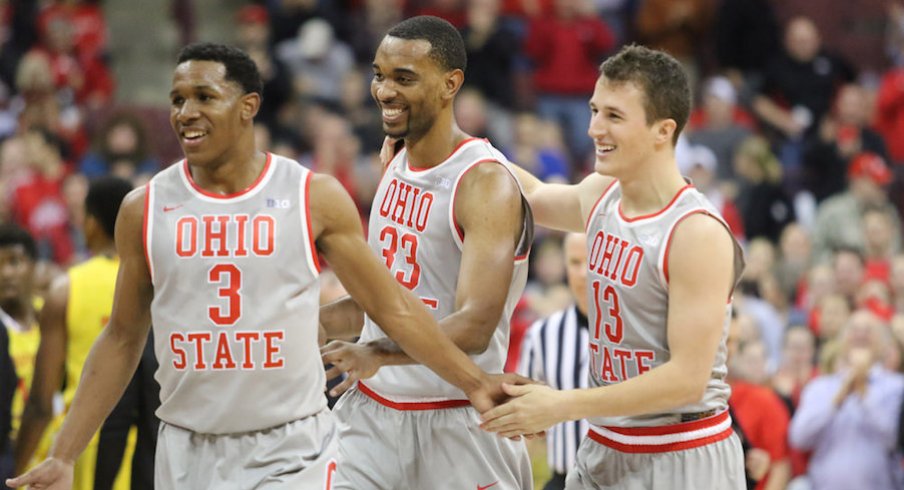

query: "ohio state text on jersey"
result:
(584, 181), (745, 428)
(359, 138), (533, 402)
(145, 153), (323, 434)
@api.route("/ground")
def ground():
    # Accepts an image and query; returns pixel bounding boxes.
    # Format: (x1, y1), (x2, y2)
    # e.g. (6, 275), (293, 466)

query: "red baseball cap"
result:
(236, 5), (268, 25)
(848, 152), (892, 186)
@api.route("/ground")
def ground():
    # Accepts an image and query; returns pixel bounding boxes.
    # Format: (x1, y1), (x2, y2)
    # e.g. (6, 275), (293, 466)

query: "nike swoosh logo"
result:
(163, 204), (184, 212)
(477, 482), (498, 490)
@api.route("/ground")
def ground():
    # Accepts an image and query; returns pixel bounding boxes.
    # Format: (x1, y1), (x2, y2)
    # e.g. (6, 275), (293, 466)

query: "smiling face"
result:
(169, 60), (255, 168)
(370, 36), (449, 141)
(587, 78), (663, 177)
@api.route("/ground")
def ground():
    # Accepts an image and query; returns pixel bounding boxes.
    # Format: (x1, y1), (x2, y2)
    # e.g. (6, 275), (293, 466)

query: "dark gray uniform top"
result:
(145, 153), (323, 434)
(584, 181), (744, 428)
(359, 138), (532, 401)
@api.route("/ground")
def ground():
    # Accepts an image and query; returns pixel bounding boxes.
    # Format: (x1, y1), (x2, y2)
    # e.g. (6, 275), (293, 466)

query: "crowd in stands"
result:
(0, 0), (903, 488)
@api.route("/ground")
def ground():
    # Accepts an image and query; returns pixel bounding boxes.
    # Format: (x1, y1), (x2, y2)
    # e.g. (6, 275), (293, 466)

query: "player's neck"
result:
(404, 117), (467, 169)
(616, 154), (687, 218)
(189, 147), (265, 195)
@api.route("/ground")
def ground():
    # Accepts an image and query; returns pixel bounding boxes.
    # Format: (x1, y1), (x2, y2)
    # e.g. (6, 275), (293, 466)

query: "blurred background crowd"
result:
(1, 0), (904, 488)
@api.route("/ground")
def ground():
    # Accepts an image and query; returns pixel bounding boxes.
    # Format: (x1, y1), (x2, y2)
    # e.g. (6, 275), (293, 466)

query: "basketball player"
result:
(319, 16), (533, 490)
(480, 45), (747, 488)
(7, 42), (515, 490)
(15, 176), (152, 490)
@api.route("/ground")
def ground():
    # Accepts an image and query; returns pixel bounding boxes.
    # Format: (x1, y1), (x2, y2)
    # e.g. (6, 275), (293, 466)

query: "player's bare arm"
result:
(481, 214), (736, 436)
(7, 188), (154, 489)
(14, 274), (69, 475)
(320, 297), (365, 341)
(377, 161), (522, 354)
(309, 173), (503, 410)
(513, 165), (613, 233)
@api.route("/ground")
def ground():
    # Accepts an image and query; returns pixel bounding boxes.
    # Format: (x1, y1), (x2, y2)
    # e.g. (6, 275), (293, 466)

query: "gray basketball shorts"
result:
(155, 408), (338, 490)
(332, 382), (532, 490)
(565, 411), (745, 489)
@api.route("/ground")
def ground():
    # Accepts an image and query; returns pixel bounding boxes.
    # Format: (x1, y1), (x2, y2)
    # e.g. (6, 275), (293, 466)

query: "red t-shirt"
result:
(730, 380), (791, 490)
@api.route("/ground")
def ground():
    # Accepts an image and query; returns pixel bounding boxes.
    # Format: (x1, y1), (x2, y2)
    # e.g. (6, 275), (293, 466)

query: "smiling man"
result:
(319, 15), (534, 490)
(480, 45), (747, 489)
(7, 42), (519, 490)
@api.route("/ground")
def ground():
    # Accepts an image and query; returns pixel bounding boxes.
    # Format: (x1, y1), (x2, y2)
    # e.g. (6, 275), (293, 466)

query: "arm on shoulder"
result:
(513, 165), (613, 233)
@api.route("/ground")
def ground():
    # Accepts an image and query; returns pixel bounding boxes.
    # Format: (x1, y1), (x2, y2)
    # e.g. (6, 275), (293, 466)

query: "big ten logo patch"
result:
(266, 198), (290, 209)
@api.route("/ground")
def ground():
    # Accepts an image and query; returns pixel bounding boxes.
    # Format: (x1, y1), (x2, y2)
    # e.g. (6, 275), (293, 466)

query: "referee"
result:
(518, 232), (590, 490)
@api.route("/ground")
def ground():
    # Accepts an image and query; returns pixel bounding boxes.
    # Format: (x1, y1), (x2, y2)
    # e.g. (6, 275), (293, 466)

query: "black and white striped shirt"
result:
(518, 304), (590, 475)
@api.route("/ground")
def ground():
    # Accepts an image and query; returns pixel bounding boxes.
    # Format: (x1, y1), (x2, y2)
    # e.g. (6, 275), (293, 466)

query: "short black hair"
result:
(0, 224), (37, 261)
(599, 44), (690, 145)
(177, 42), (263, 96)
(386, 16), (466, 72)
(85, 177), (134, 238)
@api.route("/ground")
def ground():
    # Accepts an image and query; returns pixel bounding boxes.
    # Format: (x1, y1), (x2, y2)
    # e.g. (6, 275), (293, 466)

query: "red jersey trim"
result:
(587, 411), (733, 453)
(303, 171), (321, 274)
(617, 184), (693, 223)
(407, 137), (482, 173)
(182, 152), (273, 199)
(587, 426), (734, 453)
(449, 158), (528, 262)
(584, 179), (619, 233)
(357, 382), (471, 410)
(142, 182), (153, 283)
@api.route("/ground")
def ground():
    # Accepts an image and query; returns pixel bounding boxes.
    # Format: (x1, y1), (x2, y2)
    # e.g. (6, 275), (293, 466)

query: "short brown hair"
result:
(599, 45), (690, 145)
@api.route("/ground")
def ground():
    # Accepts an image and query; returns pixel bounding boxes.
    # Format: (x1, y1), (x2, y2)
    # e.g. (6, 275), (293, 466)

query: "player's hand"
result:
(321, 340), (382, 397)
(6, 457), (73, 489)
(465, 372), (535, 411)
(479, 383), (568, 438)
(744, 447), (771, 481)
(379, 136), (401, 169)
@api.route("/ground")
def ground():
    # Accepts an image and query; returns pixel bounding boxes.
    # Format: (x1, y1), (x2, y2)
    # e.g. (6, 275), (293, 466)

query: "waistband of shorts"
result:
(586, 410), (733, 453)
(357, 382), (471, 411)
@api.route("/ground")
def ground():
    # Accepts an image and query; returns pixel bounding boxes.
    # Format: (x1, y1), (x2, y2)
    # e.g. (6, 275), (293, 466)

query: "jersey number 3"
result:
(379, 226), (421, 289)
(208, 263), (242, 326)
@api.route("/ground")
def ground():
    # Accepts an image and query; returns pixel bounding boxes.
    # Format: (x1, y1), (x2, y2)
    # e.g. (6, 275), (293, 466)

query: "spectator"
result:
(505, 112), (570, 183)
(686, 76), (755, 181)
(803, 83), (891, 202)
(275, 18), (355, 107)
(460, 0), (520, 109)
(728, 325), (792, 490)
(863, 207), (899, 285)
(713, 0), (781, 83)
(634, 0), (715, 88)
(811, 152), (901, 263)
(234, 5), (293, 134)
(523, 0), (614, 161)
(774, 223), (811, 305)
(732, 136), (795, 243)
(752, 17), (856, 186)
(789, 309), (904, 490)
(79, 112), (160, 185)
(813, 292), (852, 345)
(685, 143), (745, 240)
(772, 325), (818, 413)
(8, 129), (75, 265)
(891, 254), (904, 312)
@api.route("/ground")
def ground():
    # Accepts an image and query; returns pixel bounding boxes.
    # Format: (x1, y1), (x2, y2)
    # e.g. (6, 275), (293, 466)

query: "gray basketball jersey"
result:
(359, 138), (532, 401)
(584, 182), (744, 428)
(145, 153), (324, 434)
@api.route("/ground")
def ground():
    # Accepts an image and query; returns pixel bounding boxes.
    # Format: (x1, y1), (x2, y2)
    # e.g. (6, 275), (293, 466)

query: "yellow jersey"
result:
(3, 296), (43, 436)
(65, 255), (118, 406)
